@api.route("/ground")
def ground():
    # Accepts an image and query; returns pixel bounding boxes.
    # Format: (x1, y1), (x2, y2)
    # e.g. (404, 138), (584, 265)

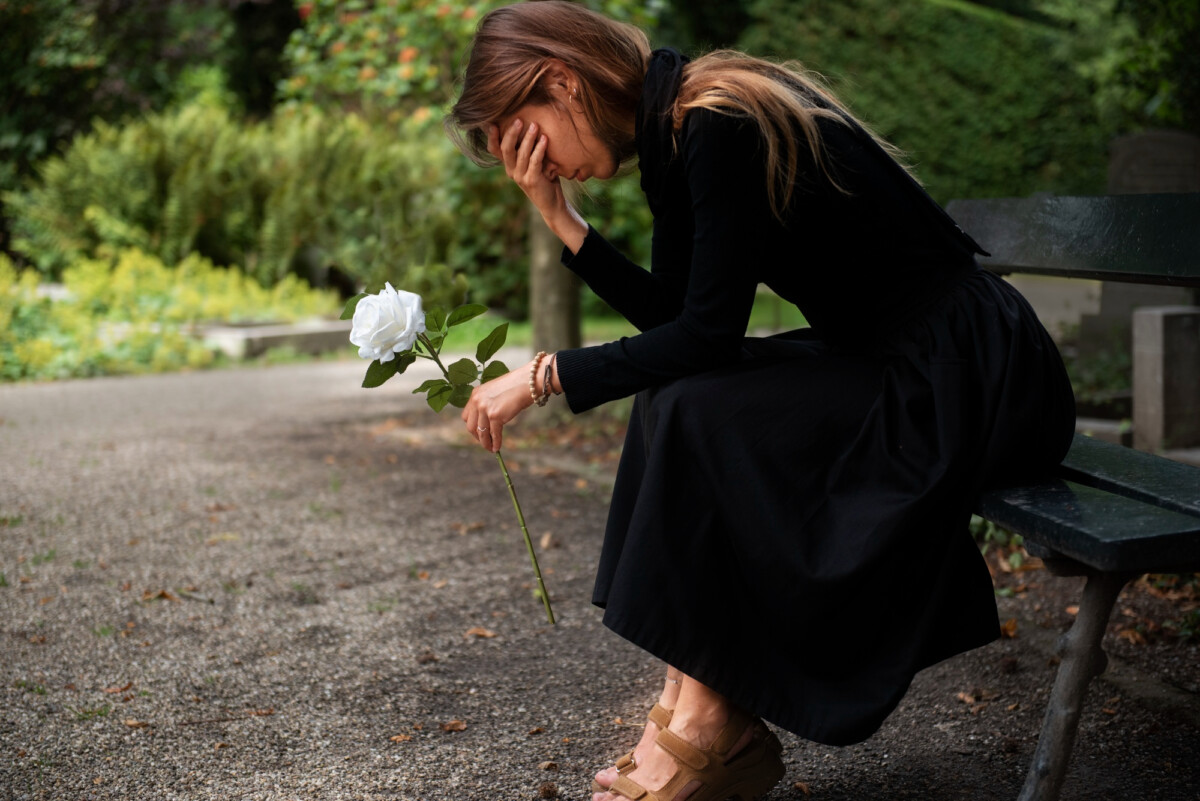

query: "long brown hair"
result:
(447, 1), (904, 220)
(446, 1), (650, 169)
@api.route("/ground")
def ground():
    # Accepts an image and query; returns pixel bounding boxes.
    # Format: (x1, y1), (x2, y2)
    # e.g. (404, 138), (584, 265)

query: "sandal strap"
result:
(609, 774), (652, 800)
(655, 727), (712, 771)
(615, 704), (673, 775)
(654, 708), (755, 773)
(647, 702), (673, 730)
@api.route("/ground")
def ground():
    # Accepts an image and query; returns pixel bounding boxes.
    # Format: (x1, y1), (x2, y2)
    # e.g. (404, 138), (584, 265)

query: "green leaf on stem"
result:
(424, 333), (444, 353)
(362, 357), (399, 388)
(448, 383), (474, 409)
(476, 322), (508, 363)
(446, 358), (478, 385)
(425, 307), (447, 333)
(481, 360), (509, 383)
(447, 303), (487, 327)
(394, 352), (416, 375)
(340, 293), (368, 320)
(413, 378), (449, 395)
(427, 383), (452, 412)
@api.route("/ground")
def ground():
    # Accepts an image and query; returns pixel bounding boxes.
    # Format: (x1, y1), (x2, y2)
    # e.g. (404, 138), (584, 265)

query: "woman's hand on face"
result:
(488, 119), (565, 222)
(461, 362), (536, 453)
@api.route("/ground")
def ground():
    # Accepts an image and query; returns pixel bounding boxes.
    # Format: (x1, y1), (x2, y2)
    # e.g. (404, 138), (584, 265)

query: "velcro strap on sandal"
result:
(647, 703), (673, 729)
(654, 728), (711, 771)
(609, 774), (650, 800)
(710, 709), (753, 755)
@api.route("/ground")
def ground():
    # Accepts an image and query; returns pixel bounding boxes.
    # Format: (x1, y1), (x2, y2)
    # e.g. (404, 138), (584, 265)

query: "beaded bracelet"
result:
(529, 351), (548, 406)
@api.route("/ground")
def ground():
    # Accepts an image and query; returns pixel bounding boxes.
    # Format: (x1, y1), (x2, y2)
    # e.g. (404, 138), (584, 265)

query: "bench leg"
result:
(1017, 570), (1133, 801)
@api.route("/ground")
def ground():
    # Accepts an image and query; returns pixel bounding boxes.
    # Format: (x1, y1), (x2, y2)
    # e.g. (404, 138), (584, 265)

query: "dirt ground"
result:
(2, 361), (1198, 800)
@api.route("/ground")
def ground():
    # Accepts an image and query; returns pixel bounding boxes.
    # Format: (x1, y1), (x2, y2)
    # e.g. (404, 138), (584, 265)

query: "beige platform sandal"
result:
(604, 710), (784, 801)
(592, 703), (675, 794)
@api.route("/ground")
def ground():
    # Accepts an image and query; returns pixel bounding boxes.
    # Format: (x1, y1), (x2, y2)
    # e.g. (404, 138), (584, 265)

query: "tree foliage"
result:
(740, 0), (1107, 202)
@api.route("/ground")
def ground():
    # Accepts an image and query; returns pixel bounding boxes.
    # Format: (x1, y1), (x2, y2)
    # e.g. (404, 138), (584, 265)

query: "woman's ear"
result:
(542, 59), (578, 102)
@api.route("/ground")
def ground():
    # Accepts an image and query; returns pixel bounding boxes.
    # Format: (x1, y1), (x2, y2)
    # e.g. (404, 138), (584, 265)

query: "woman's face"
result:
(500, 100), (619, 183)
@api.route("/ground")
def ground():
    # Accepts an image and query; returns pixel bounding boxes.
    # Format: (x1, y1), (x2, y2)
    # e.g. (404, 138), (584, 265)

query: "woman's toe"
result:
(594, 765), (618, 789)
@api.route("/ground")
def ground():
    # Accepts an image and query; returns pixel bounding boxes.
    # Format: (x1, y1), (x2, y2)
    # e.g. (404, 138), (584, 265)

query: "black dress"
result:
(553, 52), (1075, 746)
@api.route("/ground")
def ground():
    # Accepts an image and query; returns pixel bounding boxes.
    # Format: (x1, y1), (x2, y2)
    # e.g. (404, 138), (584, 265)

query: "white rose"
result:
(349, 283), (426, 362)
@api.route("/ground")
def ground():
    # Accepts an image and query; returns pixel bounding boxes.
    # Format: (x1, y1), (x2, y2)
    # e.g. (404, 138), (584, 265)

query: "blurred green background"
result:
(1, 0), (1196, 380)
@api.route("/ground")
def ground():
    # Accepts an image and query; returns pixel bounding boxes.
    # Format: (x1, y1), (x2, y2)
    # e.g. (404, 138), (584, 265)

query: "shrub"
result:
(5, 103), (459, 293)
(0, 249), (338, 381)
(740, 0), (1108, 202)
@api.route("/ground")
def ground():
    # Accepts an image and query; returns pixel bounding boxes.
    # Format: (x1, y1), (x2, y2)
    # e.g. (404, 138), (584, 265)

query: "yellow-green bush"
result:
(4, 103), (458, 292)
(0, 250), (338, 381)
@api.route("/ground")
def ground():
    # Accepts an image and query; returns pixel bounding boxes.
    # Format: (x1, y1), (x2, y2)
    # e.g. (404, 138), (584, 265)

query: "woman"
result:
(447, 3), (1075, 800)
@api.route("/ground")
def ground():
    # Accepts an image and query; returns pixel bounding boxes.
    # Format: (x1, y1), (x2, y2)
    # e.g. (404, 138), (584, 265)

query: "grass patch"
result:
(30, 549), (56, 566)
(70, 704), (111, 720)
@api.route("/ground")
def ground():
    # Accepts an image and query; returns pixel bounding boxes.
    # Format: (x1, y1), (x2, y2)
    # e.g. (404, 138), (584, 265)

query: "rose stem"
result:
(495, 450), (555, 625)
(417, 332), (555, 625)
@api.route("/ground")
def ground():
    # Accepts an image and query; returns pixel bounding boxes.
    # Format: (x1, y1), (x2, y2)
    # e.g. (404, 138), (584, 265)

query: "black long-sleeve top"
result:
(554, 107), (980, 413)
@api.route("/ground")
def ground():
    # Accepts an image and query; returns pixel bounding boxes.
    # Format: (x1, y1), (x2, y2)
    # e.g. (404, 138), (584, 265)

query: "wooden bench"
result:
(945, 193), (1200, 801)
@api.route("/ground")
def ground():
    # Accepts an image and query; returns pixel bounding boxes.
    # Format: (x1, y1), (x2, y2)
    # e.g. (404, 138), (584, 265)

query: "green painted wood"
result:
(977, 479), (1200, 574)
(1059, 433), (1200, 517)
(946, 194), (1200, 286)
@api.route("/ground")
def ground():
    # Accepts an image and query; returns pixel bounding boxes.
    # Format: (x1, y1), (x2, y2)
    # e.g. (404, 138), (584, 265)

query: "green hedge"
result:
(0, 248), (337, 381)
(4, 103), (460, 291)
(740, 0), (1107, 202)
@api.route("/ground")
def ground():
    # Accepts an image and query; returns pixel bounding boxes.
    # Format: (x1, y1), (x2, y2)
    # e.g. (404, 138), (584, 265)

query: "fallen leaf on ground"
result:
(793, 781), (812, 796)
(104, 683), (133, 694)
(1000, 618), (1018, 639)
(433, 579), (448, 589)
(142, 589), (180, 602)
(539, 761), (558, 771)
(390, 734), (412, 742)
(247, 708), (274, 717)
(1065, 604), (1079, 616)
(440, 720), (467, 732)
(453, 521), (485, 535)
(463, 626), (496, 639)
(538, 782), (558, 799)
(1117, 628), (1147, 645)
(123, 719), (150, 729)
(539, 532), (560, 549)
(528, 726), (545, 735)
(214, 742), (229, 750)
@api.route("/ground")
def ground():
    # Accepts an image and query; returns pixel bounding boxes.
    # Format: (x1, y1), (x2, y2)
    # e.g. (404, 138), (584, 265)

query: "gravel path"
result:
(2, 360), (1198, 800)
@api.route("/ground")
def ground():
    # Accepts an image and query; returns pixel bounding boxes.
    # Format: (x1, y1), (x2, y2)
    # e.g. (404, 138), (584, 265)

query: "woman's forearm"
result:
(545, 204), (589, 255)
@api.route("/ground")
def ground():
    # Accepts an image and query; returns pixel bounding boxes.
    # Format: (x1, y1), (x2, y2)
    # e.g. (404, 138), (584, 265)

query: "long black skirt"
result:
(591, 270), (1076, 746)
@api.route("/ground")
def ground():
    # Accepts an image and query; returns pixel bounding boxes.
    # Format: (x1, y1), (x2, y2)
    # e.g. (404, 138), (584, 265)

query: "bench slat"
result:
(1059, 433), (1200, 517)
(978, 479), (1200, 574)
(946, 194), (1200, 287)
